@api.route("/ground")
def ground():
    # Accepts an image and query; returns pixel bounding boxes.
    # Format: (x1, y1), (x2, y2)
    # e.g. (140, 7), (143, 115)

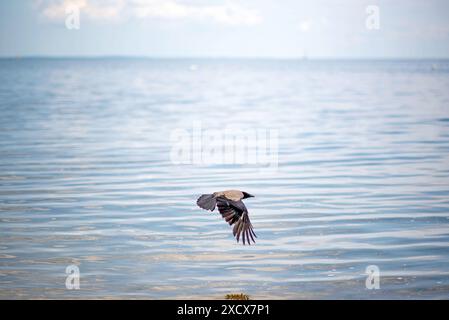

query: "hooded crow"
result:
(197, 190), (257, 245)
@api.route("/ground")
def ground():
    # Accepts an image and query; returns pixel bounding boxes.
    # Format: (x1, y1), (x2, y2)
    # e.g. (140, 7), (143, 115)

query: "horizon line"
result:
(1, 55), (449, 61)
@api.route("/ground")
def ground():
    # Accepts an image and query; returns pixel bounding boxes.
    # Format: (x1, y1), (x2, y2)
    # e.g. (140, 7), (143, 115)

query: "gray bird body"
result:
(196, 190), (256, 245)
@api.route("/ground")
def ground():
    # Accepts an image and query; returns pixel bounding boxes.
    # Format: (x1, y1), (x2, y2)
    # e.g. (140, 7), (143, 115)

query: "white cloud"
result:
(41, 0), (124, 20)
(37, 0), (262, 25)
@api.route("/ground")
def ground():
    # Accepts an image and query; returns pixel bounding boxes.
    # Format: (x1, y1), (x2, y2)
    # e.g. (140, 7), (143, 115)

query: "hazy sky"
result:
(1, 0), (449, 58)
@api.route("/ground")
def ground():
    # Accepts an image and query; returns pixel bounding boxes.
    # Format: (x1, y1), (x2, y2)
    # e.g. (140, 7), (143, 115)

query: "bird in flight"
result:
(196, 190), (257, 245)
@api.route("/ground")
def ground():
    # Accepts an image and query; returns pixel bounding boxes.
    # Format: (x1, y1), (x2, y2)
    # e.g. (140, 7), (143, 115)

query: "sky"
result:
(1, 0), (449, 58)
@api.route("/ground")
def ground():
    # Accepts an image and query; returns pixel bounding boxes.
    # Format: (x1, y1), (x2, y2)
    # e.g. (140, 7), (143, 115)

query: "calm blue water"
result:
(1, 58), (449, 299)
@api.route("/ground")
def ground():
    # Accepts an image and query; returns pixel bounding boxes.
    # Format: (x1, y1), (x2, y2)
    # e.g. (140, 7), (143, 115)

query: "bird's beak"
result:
(248, 194), (255, 198)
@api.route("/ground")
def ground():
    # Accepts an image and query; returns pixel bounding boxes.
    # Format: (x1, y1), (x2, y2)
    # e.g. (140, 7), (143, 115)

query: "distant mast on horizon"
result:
(301, 49), (308, 61)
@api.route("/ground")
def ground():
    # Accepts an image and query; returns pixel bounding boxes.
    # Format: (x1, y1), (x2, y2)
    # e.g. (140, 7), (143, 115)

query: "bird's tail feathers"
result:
(197, 194), (217, 211)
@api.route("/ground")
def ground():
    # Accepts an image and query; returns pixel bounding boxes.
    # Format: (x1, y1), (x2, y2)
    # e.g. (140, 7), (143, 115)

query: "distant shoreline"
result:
(1, 56), (449, 62)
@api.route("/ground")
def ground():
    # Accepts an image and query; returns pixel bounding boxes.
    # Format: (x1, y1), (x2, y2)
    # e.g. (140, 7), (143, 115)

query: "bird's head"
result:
(242, 192), (255, 199)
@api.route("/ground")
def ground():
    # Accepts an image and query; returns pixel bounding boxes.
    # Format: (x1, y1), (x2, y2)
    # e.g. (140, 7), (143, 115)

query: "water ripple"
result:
(1, 59), (449, 299)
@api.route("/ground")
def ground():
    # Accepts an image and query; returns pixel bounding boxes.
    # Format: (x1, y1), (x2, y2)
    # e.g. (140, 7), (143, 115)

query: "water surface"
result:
(1, 58), (449, 299)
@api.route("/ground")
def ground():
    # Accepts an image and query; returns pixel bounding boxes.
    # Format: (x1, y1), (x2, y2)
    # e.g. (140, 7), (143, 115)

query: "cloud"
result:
(37, 0), (262, 25)
(132, 0), (261, 25)
(41, 0), (124, 20)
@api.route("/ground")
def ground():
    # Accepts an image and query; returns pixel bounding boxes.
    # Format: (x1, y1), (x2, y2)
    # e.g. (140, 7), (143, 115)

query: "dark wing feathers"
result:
(196, 194), (217, 211)
(216, 197), (256, 245)
(216, 201), (238, 225)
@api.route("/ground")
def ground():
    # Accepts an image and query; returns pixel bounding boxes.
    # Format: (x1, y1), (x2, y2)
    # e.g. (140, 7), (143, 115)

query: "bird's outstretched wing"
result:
(216, 198), (257, 245)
